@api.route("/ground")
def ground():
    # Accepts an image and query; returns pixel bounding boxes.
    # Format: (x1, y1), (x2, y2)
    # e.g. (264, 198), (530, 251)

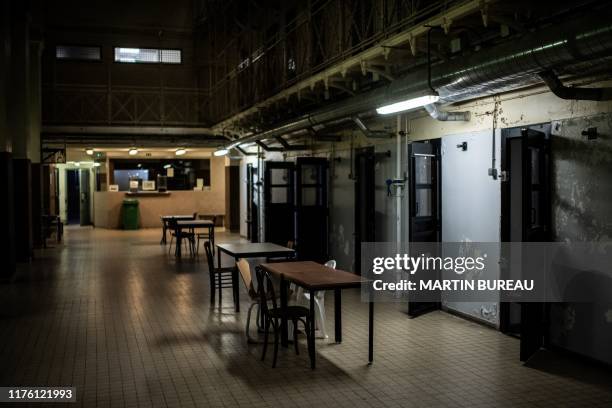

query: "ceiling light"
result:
(163, 164), (172, 169)
(376, 93), (440, 115)
(175, 148), (186, 156)
(119, 48), (140, 54)
(85, 148), (94, 155)
(128, 148), (139, 156)
(213, 148), (229, 157)
(93, 162), (101, 167)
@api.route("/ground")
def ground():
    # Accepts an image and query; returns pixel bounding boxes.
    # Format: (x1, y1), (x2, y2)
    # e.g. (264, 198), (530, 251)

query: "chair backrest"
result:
(324, 260), (336, 269)
(255, 266), (277, 313)
(237, 259), (257, 299)
(204, 241), (215, 273)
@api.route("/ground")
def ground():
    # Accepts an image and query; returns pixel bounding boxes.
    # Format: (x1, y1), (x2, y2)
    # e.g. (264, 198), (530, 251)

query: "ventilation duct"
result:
(221, 13), (612, 150)
(423, 104), (470, 121)
(538, 70), (612, 101)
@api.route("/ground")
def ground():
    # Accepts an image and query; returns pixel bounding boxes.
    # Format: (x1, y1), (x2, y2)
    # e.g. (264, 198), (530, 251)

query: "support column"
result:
(9, 1), (33, 262)
(29, 40), (43, 249)
(0, 0), (16, 278)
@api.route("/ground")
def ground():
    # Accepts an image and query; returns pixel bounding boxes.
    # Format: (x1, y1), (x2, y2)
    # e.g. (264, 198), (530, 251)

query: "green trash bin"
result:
(122, 199), (140, 230)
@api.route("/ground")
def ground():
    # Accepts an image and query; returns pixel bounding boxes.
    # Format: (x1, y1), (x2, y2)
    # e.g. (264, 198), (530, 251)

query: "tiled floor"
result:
(1, 227), (611, 407)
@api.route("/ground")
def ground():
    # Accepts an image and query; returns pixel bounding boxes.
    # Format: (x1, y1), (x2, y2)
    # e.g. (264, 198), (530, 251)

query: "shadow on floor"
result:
(525, 349), (612, 389)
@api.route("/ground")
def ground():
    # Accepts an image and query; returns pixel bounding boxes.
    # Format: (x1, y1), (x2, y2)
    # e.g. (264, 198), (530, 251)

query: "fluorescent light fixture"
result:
(213, 148), (229, 157)
(175, 148), (186, 156)
(128, 148), (139, 156)
(119, 48), (140, 54)
(376, 94), (440, 115)
(85, 148), (94, 155)
(163, 164), (172, 169)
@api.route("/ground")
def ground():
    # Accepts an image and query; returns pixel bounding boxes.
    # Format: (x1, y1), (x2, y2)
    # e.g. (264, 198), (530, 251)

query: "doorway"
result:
(407, 140), (442, 317)
(295, 157), (329, 262)
(246, 163), (259, 242)
(66, 169), (91, 226)
(354, 147), (375, 275)
(500, 124), (551, 361)
(66, 169), (80, 225)
(263, 161), (295, 246)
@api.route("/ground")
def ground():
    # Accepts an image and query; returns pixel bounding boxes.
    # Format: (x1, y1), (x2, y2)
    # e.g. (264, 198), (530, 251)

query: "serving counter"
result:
(94, 190), (225, 229)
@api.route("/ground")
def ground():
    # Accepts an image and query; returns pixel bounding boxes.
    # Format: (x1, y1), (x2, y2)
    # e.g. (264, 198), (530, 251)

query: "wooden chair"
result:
(255, 265), (313, 368)
(204, 241), (235, 307)
(237, 259), (261, 343)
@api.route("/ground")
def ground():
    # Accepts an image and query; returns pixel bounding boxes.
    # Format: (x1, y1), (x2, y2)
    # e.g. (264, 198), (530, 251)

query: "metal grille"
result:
(114, 48), (181, 64)
(56, 45), (101, 61)
(161, 49), (181, 64)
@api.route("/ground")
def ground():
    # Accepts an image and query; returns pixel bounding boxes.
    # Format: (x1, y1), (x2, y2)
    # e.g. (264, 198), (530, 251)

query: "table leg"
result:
(176, 230), (182, 258)
(161, 221), (167, 245)
(368, 300), (374, 364)
(280, 275), (288, 348)
(334, 289), (342, 343)
(233, 257), (240, 313)
(309, 289), (316, 369)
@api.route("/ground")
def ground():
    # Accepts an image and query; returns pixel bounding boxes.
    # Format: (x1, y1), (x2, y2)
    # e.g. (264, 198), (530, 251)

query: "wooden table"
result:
(175, 220), (215, 258)
(261, 261), (373, 368)
(160, 214), (195, 244)
(216, 242), (295, 313)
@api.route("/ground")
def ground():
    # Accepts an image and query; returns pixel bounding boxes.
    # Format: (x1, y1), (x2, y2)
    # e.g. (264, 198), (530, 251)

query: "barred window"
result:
(114, 47), (181, 64)
(56, 45), (101, 61)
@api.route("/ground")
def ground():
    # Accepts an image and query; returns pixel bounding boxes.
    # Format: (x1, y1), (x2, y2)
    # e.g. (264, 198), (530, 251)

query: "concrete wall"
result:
(547, 114), (612, 365)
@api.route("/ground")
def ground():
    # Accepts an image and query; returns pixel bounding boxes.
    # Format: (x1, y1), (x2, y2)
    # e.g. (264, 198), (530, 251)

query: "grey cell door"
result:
(407, 140), (441, 317)
(79, 169), (91, 226)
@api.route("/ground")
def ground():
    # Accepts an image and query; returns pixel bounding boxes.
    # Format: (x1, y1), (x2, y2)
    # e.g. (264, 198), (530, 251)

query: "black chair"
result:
(204, 241), (236, 307)
(255, 265), (313, 368)
(168, 218), (196, 256)
(196, 215), (216, 254)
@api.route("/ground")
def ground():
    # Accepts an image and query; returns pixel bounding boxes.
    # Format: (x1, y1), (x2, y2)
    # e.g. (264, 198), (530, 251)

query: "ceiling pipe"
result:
(538, 70), (612, 101)
(255, 140), (283, 152)
(352, 117), (392, 138)
(218, 13), (612, 150)
(423, 104), (470, 121)
(275, 136), (308, 150)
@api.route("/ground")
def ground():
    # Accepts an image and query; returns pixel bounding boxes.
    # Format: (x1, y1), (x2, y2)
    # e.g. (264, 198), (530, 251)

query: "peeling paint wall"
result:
(548, 113), (612, 365)
(238, 81), (612, 360)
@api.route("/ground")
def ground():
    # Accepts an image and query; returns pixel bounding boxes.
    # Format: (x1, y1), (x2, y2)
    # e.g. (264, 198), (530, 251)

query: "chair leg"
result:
(315, 297), (328, 339)
(246, 302), (257, 343)
(272, 322), (280, 368)
(209, 272), (215, 305)
(293, 318), (299, 355)
(306, 316), (314, 364)
(218, 271), (222, 305)
(262, 317), (269, 361)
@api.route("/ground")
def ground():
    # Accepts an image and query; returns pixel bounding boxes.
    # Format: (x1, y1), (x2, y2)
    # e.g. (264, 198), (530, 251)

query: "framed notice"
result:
(109, 185), (119, 192)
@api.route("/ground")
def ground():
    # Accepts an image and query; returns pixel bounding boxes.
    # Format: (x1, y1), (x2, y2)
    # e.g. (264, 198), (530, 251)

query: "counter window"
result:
(110, 159), (210, 191)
